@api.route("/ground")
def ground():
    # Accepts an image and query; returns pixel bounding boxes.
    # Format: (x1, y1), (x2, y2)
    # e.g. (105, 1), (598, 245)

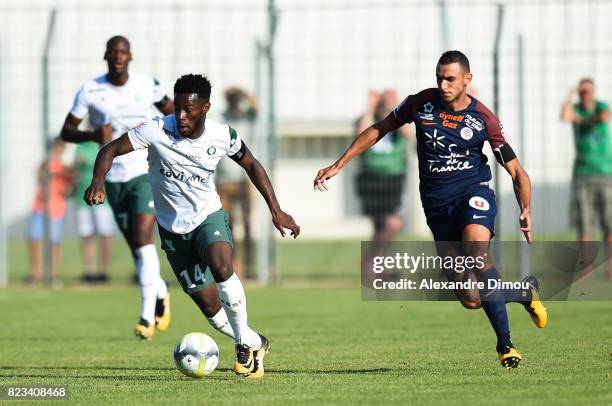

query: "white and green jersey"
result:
(70, 72), (166, 182)
(127, 115), (243, 234)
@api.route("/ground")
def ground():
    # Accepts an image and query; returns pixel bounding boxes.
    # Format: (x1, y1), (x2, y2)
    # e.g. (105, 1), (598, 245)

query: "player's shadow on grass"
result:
(0, 366), (214, 381)
(0, 374), (202, 381)
(0, 366), (175, 372)
(0, 367), (229, 382)
(1, 366), (400, 377)
(265, 367), (399, 375)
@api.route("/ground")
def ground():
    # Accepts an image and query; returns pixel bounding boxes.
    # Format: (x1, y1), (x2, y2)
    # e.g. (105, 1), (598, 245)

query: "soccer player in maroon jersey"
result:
(314, 50), (548, 369)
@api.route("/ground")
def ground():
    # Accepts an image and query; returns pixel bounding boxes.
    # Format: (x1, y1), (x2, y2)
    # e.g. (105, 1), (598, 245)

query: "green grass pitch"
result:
(1, 239), (612, 405)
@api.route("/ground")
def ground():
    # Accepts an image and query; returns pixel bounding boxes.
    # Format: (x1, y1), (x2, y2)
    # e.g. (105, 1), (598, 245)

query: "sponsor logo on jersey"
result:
(159, 162), (213, 186)
(426, 129), (474, 173)
(425, 129), (446, 150)
(418, 113), (435, 121)
(469, 196), (490, 211)
(460, 127), (474, 140)
(464, 114), (485, 131)
(438, 112), (465, 129)
(438, 112), (465, 122)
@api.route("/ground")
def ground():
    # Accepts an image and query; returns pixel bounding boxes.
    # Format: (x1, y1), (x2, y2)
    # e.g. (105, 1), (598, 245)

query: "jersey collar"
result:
(437, 92), (476, 113)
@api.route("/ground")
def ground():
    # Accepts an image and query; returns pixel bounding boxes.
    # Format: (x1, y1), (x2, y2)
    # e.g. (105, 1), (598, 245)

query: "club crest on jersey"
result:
(460, 127), (474, 140)
(469, 196), (490, 211)
(207, 146), (216, 155)
(423, 102), (434, 113)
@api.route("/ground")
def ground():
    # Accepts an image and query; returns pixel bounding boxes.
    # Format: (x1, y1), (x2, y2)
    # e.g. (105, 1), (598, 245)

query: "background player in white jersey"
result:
(85, 74), (300, 378)
(60, 36), (174, 339)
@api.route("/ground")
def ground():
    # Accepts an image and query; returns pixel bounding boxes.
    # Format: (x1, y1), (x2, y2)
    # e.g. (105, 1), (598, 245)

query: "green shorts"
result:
(105, 174), (155, 235)
(158, 209), (233, 294)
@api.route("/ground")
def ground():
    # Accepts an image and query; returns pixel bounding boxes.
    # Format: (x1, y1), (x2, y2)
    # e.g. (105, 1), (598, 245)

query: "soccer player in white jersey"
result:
(60, 36), (174, 339)
(84, 74), (300, 378)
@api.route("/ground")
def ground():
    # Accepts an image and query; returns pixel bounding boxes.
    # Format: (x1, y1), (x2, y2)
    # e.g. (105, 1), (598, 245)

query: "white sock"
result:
(207, 307), (235, 339)
(135, 244), (162, 325)
(217, 273), (262, 349)
(156, 278), (168, 300)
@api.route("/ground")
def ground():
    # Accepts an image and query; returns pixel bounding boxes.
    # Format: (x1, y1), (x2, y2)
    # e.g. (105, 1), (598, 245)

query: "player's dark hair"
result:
(579, 77), (594, 86)
(438, 50), (470, 73)
(106, 35), (130, 51)
(174, 74), (212, 101)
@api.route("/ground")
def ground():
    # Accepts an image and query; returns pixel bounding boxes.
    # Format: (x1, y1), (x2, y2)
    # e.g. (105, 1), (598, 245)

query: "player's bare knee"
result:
(209, 261), (234, 282)
(461, 299), (481, 310)
(385, 215), (403, 235)
(133, 229), (154, 246)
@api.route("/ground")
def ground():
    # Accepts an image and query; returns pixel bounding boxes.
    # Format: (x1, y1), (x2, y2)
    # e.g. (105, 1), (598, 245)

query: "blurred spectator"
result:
(217, 87), (258, 279)
(356, 89), (413, 268)
(73, 142), (114, 283)
(561, 78), (612, 279)
(27, 138), (74, 285)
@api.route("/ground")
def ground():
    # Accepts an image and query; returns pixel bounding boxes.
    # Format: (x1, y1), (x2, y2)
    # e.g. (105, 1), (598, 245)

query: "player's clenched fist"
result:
(84, 182), (106, 205)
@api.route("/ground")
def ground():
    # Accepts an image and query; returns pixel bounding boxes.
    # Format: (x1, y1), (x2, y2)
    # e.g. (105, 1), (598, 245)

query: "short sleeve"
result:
(127, 118), (159, 150)
(484, 115), (508, 149)
(393, 88), (437, 125)
(474, 101), (508, 149)
(227, 126), (244, 156)
(69, 85), (89, 119)
(393, 96), (418, 125)
(152, 77), (166, 104)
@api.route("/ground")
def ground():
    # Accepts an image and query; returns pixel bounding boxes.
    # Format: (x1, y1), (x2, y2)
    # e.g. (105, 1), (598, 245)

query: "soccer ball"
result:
(173, 333), (219, 378)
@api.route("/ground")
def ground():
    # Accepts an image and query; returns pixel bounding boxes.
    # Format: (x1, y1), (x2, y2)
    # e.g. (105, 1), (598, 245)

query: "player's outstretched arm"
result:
(234, 147), (300, 239)
(314, 112), (401, 191)
(61, 113), (112, 144)
(84, 133), (134, 206)
(503, 159), (532, 243)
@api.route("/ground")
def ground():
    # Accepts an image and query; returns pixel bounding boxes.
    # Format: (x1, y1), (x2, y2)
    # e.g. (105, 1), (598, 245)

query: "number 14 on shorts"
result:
(179, 264), (209, 289)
